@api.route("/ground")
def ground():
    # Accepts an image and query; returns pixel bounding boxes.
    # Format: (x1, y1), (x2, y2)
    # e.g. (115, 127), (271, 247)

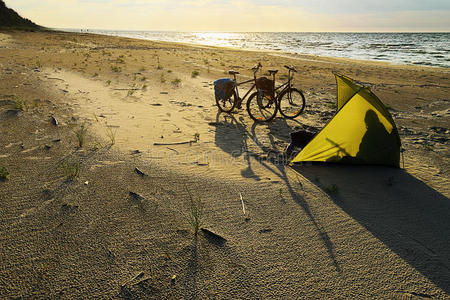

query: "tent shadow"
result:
(294, 164), (450, 293)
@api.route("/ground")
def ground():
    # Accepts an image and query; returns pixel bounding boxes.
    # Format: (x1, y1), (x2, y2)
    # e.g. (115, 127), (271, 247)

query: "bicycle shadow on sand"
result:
(294, 163), (450, 294)
(213, 111), (341, 272)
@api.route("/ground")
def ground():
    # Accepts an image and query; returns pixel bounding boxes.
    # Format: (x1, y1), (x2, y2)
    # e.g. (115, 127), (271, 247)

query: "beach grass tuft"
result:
(61, 160), (80, 179)
(191, 70), (200, 78)
(13, 98), (28, 111)
(0, 167), (9, 181)
(185, 185), (203, 236)
(111, 66), (121, 73)
(74, 124), (88, 148)
(171, 78), (181, 87)
(327, 101), (337, 109)
(105, 127), (117, 146)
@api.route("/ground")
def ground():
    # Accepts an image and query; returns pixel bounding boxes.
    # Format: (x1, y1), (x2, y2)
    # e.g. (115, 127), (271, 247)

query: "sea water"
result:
(64, 30), (450, 68)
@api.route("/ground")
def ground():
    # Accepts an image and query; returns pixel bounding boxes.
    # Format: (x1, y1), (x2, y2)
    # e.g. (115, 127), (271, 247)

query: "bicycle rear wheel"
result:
(246, 91), (277, 122)
(278, 88), (306, 119)
(216, 90), (238, 113)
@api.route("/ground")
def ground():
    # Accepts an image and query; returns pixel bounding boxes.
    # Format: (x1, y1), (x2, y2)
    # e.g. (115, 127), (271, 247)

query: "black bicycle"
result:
(215, 63), (262, 113)
(246, 65), (306, 122)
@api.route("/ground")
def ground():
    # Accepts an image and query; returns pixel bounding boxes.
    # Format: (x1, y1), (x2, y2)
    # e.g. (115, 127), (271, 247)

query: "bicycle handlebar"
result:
(284, 65), (298, 72)
(251, 62), (262, 73)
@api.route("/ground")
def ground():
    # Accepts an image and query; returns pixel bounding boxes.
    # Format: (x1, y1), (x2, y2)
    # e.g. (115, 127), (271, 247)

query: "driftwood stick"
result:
(153, 140), (196, 146)
(240, 192), (246, 215)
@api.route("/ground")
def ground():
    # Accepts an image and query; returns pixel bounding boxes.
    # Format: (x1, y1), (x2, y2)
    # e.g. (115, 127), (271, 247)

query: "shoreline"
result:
(58, 28), (450, 69)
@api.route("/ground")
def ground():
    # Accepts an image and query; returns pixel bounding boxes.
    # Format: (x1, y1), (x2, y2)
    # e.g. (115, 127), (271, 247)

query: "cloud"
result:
(4, 0), (450, 31)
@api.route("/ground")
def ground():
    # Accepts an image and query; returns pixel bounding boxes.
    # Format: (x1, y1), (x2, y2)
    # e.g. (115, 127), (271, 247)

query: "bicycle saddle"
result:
(268, 69), (278, 75)
(228, 70), (240, 75)
(284, 65), (298, 72)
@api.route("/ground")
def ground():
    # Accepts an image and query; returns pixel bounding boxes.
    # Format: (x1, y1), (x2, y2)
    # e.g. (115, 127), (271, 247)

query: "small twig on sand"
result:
(134, 167), (147, 176)
(153, 140), (196, 146)
(240, 192), (246, 215)
(167, 147), (179, 154)
(121, 271), (144, 288)
(47, 77), (65, 81)
(113, 88), (140, 91)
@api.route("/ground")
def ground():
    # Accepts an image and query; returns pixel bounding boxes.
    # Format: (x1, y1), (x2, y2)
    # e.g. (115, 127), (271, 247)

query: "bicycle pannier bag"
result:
(214, 78), (234, 101)
(256, 77), (274, 95)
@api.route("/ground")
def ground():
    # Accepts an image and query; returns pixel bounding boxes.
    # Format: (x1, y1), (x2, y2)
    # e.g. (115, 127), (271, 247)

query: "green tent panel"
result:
(291, 74), (401, 167)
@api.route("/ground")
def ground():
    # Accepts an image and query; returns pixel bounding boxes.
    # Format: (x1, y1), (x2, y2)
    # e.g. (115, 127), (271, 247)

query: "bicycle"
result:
(246, 65), (306, 122)
(215, 63), (262, 113)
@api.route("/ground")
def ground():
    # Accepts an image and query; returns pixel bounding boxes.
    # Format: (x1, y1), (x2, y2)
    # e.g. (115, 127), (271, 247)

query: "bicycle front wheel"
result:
(278, 88), (306, 119)
(246, 91), (277, 123)
(216, 90), (238, 113)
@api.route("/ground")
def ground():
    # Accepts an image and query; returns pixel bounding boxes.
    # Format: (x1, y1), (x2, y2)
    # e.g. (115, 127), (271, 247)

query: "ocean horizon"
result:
(62, 29), (450, 68)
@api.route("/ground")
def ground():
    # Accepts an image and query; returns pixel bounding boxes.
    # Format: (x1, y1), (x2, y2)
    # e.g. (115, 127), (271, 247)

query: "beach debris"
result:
(171, 275), (176, 285)
(52, 138), (61, 143)
(121, 271), (145, 289)
(240, 192), (246, 216)
(201, 228), (227, 245)
(50, 116), (58, 125)
(129, 191), (145, 201)
(151, 103), (162, 106)
(395, 291), (433, 299)
(134, 167), (147, 177)
(258, 228), (272, 234)
(1, 109), (21, 119)
(153, 140), (197, 146)
(44, 144), (52, 150)
(160, 91), (169, 94)
(130, 149), (141, 154)
(61, 203), (78, 214)
(167, 147), (179, 154)
(41, 189), (54, 200)
(84, 181), (89, 185)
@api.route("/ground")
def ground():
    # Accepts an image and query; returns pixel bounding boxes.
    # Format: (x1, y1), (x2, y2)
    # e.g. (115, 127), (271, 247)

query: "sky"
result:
(5, 0), (450, 32)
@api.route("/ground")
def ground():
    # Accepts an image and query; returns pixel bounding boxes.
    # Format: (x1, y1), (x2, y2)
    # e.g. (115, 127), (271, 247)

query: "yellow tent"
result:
(291, 74), (401, 167)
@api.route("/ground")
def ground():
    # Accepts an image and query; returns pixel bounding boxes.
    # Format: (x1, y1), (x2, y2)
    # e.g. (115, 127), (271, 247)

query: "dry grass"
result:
(61, 160), (80, 179)
(74, 124), (88, 148)
(185, 186), (203, 236)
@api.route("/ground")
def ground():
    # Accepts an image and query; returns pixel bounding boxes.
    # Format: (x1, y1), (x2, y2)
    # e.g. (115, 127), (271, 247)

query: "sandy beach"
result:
(0, 30), (449, 298)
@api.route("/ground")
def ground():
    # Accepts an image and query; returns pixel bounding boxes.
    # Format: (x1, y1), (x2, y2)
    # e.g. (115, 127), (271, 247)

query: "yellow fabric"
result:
(291, 74), (401, 167)
(336, 74), (362, 110)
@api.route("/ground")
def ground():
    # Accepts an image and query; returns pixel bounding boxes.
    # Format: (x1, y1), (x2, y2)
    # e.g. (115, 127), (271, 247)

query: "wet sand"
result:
(0, 30), (449, 298)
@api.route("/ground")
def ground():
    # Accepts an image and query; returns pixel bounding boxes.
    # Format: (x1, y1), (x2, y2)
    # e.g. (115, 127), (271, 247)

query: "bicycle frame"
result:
(272, 69), (294, 98)
(229, 67), (259, 102)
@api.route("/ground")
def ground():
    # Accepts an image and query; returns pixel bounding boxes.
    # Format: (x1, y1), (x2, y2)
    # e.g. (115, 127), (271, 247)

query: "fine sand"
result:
(0, 30), (449, 299)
